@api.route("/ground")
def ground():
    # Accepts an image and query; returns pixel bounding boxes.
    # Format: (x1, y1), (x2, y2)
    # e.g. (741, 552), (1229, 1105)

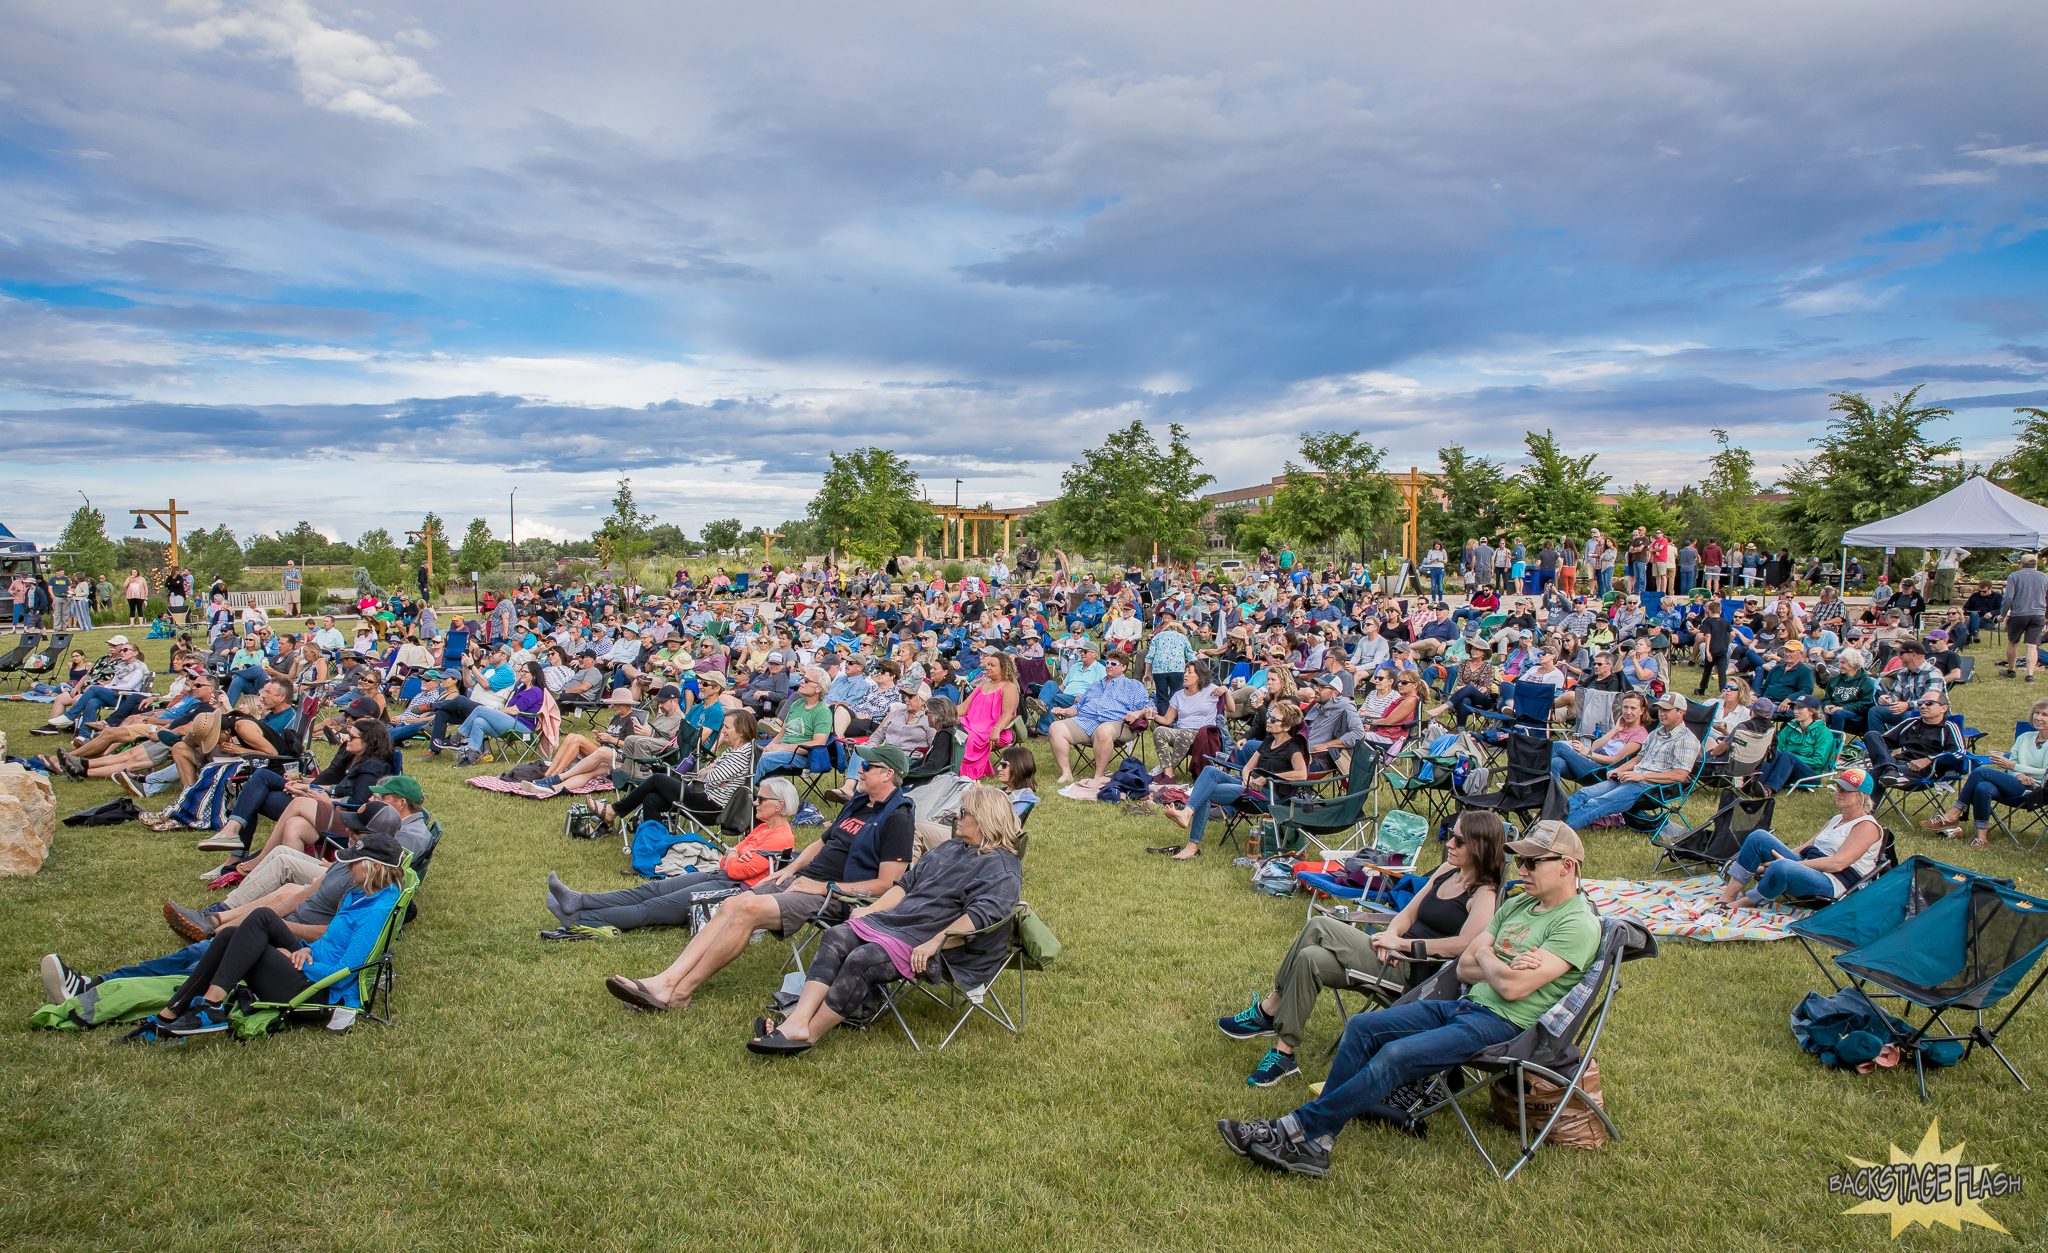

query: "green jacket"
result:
(1776, 718), (1836, 770)
(1824, 672), (1877, 721)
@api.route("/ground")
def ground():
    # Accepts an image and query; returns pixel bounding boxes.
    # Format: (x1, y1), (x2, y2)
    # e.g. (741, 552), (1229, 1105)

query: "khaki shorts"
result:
(142, 738), (174, 768)
(752, 880), (840, 935)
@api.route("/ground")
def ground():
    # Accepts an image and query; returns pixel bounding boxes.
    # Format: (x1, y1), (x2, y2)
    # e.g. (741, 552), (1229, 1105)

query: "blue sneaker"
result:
(119, 1017), (180, 1045)
(1217, 995), (1276, 1041)
(164, 1002), (232, 1036)
(1247, 1048), (1301, 1087)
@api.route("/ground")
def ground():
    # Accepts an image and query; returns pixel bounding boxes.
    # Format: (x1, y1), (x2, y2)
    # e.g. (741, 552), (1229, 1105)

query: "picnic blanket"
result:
(1581, 876), (1815, 943)
(466, 775), (611, 797)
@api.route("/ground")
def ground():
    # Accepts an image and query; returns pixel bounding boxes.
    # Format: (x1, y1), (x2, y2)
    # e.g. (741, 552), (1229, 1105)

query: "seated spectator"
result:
(519, 689), (650, 797)
(1713, 769), (1883, 907)
(1048, 652), (1154, 786)
(1549, 691), (1649, 782)
(588, 709), (759, 828)
(547, 776), (797, 932)
(1920, 698), (2048, 848)
(123, 831), (407, 1040)
(1562, 693), (1700, 827)
(748, 783), (1024, 1054)
(1755, 639), (1816, 705)
(1552, 649), (1626, 722)
(203, 718), (397, 869)
(439, 661), (548, 768)
(1217, 821), (1600, 1177)
(1299, 671), (1362, 773)
(39, 672), (218, 788)
(1361, 672), (1423, 752)
(1149, 659), (1227, 779)
(754, 667), (834, 783)
(1030, 639), (1104, 735)
(33, 637), (152, 736)
(1428, 637), (1497, 728)
(1219, 812), (1505, 1086)
(1821, 648), (1877, 733)
(1158, 702), (1308, 860)
(1754, 696), (1834, 796)
(1869, 641), (1944, 734)
(603, 743), (916, 1012)
(1861, 690), (1967, 790)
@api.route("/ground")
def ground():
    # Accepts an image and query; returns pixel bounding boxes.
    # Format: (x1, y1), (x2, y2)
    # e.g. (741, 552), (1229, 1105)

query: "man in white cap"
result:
(1218, 820), (1599, 1177)
(1563, 692), (1700, 827)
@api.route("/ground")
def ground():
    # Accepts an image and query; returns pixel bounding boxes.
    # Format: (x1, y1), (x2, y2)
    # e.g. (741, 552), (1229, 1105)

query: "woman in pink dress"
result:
(960, 651), (1020, 779)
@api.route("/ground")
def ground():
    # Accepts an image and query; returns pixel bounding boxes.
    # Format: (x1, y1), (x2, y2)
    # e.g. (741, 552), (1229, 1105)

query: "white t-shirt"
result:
(1809, 813), (1884, 894)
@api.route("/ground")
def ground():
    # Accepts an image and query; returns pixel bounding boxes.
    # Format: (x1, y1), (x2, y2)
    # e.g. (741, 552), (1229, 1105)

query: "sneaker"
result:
(57, 753), (88, 782)
(163, 1002), (233, 1035)
(113, 771), (145, 802)
(29, 724), (67, 736)
(163, 900), (217, 943)
(194, 832), (245, 852)
(454, 751), (480, 768)
(118, 1017), (179, 1045)
(1217, 995), (1277, 1040)
(199, 861), (236, 880)
(40, 953), (99, 1004)
(1247, 1048), (1301, 1087)
(1246, 1126), (1330, 1178)
(431, 737), (464, 752)
(1217, 1117), (1286, 1158)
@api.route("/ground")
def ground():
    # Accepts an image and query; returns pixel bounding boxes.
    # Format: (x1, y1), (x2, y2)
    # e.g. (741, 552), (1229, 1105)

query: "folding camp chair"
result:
(762, 737), (852, 810)
(1870, 748), (1971, 835)
(1458, 731), (1566, 826)
(1382, 737), (1465, 829)
(1788, 851), (1980, 993)
(1271, 750), (1386, 862)
(1618, 700), (1716, 840)
(1295, 807), (1433, 919)
(241, 865), (419, 1034)
(1472, 680), (1562, 755)
(1831, 878), (2048, 1100)
(1073, 719), (1147, 778)
(0, 632), (43, 686)
(1649, 789), (1775, 876)
(1567, 688), (1618, 744)
(9, 631), (72, 690)
(440, 630), (469, 668)
(1698, 722), (1775, 790)
(1386, 916), (1657, 1180)
(865, 900), (1043, 1051)
(903, 732), (966, 788)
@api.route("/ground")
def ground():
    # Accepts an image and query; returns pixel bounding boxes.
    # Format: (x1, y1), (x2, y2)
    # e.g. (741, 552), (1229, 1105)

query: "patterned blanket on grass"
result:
(1581, 876), (1815, 943)
(465, 775), (612, 797)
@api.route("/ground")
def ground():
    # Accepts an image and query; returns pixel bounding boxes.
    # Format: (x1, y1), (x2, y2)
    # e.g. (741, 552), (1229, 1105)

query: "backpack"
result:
(1251, 859), (1300, 896)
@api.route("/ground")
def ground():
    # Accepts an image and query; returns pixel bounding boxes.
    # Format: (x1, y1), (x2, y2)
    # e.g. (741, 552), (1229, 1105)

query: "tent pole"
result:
(1839, 545), (1846, 599)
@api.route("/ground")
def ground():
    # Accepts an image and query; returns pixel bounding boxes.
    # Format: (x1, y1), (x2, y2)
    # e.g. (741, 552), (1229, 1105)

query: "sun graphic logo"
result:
(1829, 1119), (2022, 1238)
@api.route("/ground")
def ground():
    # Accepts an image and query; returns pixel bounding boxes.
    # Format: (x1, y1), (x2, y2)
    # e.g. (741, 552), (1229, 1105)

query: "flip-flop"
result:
(746, 1029), (813, 1055)
(605, 976), (670, 1012)
(1145, 846), (1181, 855)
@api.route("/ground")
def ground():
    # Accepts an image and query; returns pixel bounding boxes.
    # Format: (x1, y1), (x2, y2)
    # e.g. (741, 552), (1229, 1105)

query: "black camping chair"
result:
(0, 632), (44, 685)
(9, 631), (72, 690)
(1649, 789), (1775, 877)
(1457, 731), (1566, 826)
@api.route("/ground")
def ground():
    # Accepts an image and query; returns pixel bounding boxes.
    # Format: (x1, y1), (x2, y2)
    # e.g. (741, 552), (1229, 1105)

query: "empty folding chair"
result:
(1788, 852), (1990, 992)
(1648, 789), (1775, 877)
(1269, 749), (1382, 861)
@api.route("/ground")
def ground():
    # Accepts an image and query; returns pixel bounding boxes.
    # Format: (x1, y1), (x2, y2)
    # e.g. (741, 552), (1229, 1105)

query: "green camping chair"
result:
(1268, 748), (1382, 859)
(238, 865), (419, 1036)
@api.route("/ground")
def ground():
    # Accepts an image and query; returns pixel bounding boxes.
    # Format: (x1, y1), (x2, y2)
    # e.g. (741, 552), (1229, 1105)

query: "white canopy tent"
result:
(1837, 476), (2048, 595)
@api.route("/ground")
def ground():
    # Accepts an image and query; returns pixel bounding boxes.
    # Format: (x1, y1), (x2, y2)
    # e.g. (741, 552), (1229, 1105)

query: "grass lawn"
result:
(2, 623), (2045, 1251)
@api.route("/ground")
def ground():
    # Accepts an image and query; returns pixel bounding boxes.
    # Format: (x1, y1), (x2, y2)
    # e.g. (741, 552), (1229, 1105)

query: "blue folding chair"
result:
(1473, 680), (1560, 745)
(441, 630), (469, 667)
(1790, 855), (2001, 994)
(1640, 590), (1664, 618)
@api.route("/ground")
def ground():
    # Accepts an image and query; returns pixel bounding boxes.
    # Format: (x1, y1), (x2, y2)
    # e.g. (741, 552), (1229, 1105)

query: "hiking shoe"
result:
(41, 954), (98, 1004)
(118, 1018), (179, 1045)
(113, 771), (145, 802)
(164, 900), (217, 943)
(1247, 1127), (1330, 1178)
(1217, 1118), (1285, 1158)
(1217, 995), (1277, 1040)
(1247, 1048), (1301, 1087)
(163, 1002), (232, 1035)
(57, 753), (88, 781)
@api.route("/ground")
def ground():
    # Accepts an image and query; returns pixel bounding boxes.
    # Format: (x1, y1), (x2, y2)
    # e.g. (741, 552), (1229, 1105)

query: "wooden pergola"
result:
(924, 505), (1033, 561)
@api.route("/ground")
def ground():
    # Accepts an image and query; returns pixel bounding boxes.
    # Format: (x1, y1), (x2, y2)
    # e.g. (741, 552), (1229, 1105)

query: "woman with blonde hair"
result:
(959, 649), (1019, 780)
(750, 782), (1024, 1054)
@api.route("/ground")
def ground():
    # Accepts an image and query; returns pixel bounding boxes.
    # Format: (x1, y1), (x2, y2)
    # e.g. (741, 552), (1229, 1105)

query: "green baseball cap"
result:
(368, 775), (425, 805)
(854, 743), (911, 778)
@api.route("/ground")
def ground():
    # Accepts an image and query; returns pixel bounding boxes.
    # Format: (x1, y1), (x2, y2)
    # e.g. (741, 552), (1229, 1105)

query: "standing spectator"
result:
(282, 560), (303, 619)
(2002, 553), (2048, 682)
(1533, 539), (1557, 596)
(1421, 542), (1447, 602)
(1145, 611), (1193, 714)
(1470, 537), (1495, 596)
(1492, 538), (1512, 593)
(1625, 529), (1648, 593)
(1555, 537), (1577, 597)
(1678, 538), (1699, 595)
(9, 568), (29, 633)
(1701, 538), (1723, 594)
(1650, 530), (1675, 595)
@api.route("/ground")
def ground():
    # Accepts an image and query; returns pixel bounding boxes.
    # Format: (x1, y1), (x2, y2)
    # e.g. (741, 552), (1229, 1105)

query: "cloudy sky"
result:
(4, 0), (2046, 548)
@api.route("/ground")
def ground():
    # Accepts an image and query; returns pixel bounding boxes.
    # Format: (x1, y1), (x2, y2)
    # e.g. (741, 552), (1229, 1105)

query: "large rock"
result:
(0, 764), (56, 876)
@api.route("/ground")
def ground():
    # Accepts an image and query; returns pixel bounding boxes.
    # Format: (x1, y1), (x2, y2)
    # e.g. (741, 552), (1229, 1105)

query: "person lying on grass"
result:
(583, 709), (759, 830)
(123, 830), (407, 1042)
(1218, 820), (1600, 1178)
(603, 743), (916, 1013)
(749, 783), (1025, 1054)
(1219, 811), (1505, 1087)
(545, 777), (797, 932)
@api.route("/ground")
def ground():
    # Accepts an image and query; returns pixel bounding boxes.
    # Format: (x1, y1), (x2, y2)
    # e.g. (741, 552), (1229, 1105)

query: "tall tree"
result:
(1049, 420), (1215, 559)
(455, 518), (503, 581)
(55, 504), (119, 579)
(1434, 443), (1509, 549)
(807, 447), (931, 564)
(1994, 399), (2048, 502)
(599, 477), (658, 583)
(700, 518), (744, 556)
(180, 524), (244, 589)
(1266, 430), (1398, 566)
(1504, 429), (1608, 543)
(1700, 429), (1772, 547)
(1607, 483), (1680, 536)
(356, 528), (403, 591)
(1775, 388), (1961, 555)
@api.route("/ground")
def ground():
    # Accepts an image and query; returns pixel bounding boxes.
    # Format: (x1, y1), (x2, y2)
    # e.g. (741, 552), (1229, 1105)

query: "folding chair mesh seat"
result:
(1788, 853), (1989, 991)
(863, 901), (1040, 1051)
(1987, 720), (2048, 849)
(0, 632), (44, 685)
(1473, 681), (1560, 744)
(1831, 878), (2048, 1100)
(761, 737), (851, 808)
(1649, 789), (1775, 877)
(1383, 739), (1465, 829)
(1073, 720), (1147, 778)
(1268, 750), (1381, 860)
(9, 631), (73, 690)
(1457, 731), (1565, 826)
(1390, 916), (1657, 1181)
(1567, 688), (1618, 744)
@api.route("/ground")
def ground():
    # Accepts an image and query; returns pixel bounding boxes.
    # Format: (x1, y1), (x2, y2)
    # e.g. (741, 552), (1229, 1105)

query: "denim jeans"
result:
(756, 747), (808, 783)
(1549, 741), (1607, 782)
(1678, 568), (1695, 595)
(1564, 778), (1650, 826)
(1728, 830), (1837, 901)
(1426, 568), (1444, 600)
(1626, 562), (1646, 590)
(461, 705), (527, 752)
(225, 666), (271, 706)
(428, 697), (480, 741)
(142, 760), (182, 796)
(66, 685), (128, 729)
(1289, 997), (1522, 1141)
(390, 721), (433, 743)
(1183, 764), (1245, 845)
(227, 768), (296, 841)
(1034, 682), (1078, 735)
(9, 603), (21, 629)
(1960, 767), (2031, 824)
(1447, 685), (1495, 728)
(1758, 752), (1824, 794)
(1867, 704), (1915, 735)
(1596, 567), (1613, 596)
(1824, 707), (1868, 735)
(1451, 607), (1483, 630)
(99, 940), (208, 983)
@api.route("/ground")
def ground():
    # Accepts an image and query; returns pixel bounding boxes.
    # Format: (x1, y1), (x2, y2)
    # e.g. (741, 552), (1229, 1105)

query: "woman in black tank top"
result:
(1368, 811), (1508, 987)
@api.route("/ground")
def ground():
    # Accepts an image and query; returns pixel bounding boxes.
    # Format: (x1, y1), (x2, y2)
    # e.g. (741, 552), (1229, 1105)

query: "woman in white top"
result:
(1151, 659), (1226, 779)
(1708, 676), (1755, 742)
(1713, 770), (1884, 907)
(1924, 697), (2048, 848)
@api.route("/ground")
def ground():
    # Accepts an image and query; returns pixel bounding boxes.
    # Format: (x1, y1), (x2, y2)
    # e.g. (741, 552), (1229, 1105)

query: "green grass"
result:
(2, 625), (2045, 1251)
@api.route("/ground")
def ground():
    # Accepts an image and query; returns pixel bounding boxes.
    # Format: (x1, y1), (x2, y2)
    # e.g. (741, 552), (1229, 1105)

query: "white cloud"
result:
(1965, 143), (2048, 166)
(149, 0), (443, 126)
(1917, 169), (1998, 185)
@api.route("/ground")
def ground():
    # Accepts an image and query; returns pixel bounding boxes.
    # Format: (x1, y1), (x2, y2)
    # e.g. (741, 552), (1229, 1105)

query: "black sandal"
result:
(746, 1029), (813, 1055)
(1145, 845), (1182, 854)
(605, 976), (670, 1012)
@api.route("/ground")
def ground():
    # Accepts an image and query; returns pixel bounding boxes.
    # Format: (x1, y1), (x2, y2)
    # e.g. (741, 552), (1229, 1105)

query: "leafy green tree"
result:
(599, 477), (658, 583)
(1266, 430), (1399, 566)
(1433, 444), (1509, 549)
(1048, 420), (1215, 560)
(1776, 388), (1961, 556)
(1607, 483), (1680, 537)
(700, 518), (744, 556)
(806, 447), (930, 564)
(1994, 399), (2048, 502)
(356, 528), (404, 591)
(455, 518), (503, 582)
(1504, 430), (1608, 543)
(55, 504), (119, 579)
(645, 523), (693, 556)
(1699, 429), (1772, 547)
(180, 524), (244, 590)
(1211, 503), (1256, 551)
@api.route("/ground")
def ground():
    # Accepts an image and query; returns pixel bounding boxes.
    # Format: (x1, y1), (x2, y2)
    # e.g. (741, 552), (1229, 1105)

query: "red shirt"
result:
(1703, 543), (1723, 566)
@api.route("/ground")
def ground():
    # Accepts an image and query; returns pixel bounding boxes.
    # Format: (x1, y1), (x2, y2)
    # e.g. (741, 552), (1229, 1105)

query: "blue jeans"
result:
(1868, 704), (1914, 735)
(100, 940), (207, 983)
(461, 705), (527, 752)
(1824, 707), (1868, 735)
(227, 768), (296, 840)
(1596, 567), (1613, 596)
(1183, 765), (1245, 845)
(9, 603), (21, 629)
(1289, 998), (1522, 1141)
(1564, 778), (1650, 826)
(1035, 682), (1078, 735)
(1448, 685), (1495, 728)
(1627, 562), (1646, 589)
(66, 685), (130, 729)
(1758, 752), (1825, 794)
(1729, 831), (1838, 902)
(1678, 568), (1695, 595)
(225, 666), (270, 706)
(390, 721), (433, 743)
(1451, 607), (1483, 630)
(1549, 742), (1607, 782)
(1960, 767), (2031, 825)
(756, 747), (811, 783)
(1425, 568), (1444, 600)
(427, 697), (480, 742)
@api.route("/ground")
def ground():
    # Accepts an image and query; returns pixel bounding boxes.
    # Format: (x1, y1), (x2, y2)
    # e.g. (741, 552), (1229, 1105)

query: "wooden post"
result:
(129, 498), (192, 572)
(1003, 518), (1011, 557)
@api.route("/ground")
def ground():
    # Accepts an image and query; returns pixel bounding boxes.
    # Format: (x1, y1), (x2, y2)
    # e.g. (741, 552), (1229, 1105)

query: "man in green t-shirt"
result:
(1219, 820), (1601, 1178)
(755, 667), (832, 782)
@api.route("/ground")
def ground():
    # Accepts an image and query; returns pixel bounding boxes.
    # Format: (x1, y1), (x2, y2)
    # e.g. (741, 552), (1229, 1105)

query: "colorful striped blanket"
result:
(466, 775), (612, 797)
(1581, 875), (1815, 943)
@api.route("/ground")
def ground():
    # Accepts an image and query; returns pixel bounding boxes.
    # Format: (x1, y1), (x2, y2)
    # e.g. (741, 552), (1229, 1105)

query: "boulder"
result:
(0, 764), (56, 875)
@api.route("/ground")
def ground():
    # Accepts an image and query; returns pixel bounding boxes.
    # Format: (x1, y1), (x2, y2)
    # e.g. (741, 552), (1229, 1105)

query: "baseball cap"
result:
(854, 742), (910, 777)
(368, 775), (425, 805)
(1925, 629), (1949, 643)
(656, 683), (682, 702)
(1792, 694), (1823, 710)
(1834, 765), (1874, 795)
(1898, 640), (1926, 655)
(1311, 673), (1344, 690)
(1506, 820), (1586, 864)
(768, 651), (785, 662)
(1783, 640), (1805, 653)
(339, 798), (405, 836)
(1655, 692), (1689, 711)
(106, 635), (130, 646)
(335, 827), (404, 867)
(1749, 698), (1777, 717)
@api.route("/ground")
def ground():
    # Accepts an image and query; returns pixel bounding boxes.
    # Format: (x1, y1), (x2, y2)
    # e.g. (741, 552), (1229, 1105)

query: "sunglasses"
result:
(1515, 854), (1565, 870)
